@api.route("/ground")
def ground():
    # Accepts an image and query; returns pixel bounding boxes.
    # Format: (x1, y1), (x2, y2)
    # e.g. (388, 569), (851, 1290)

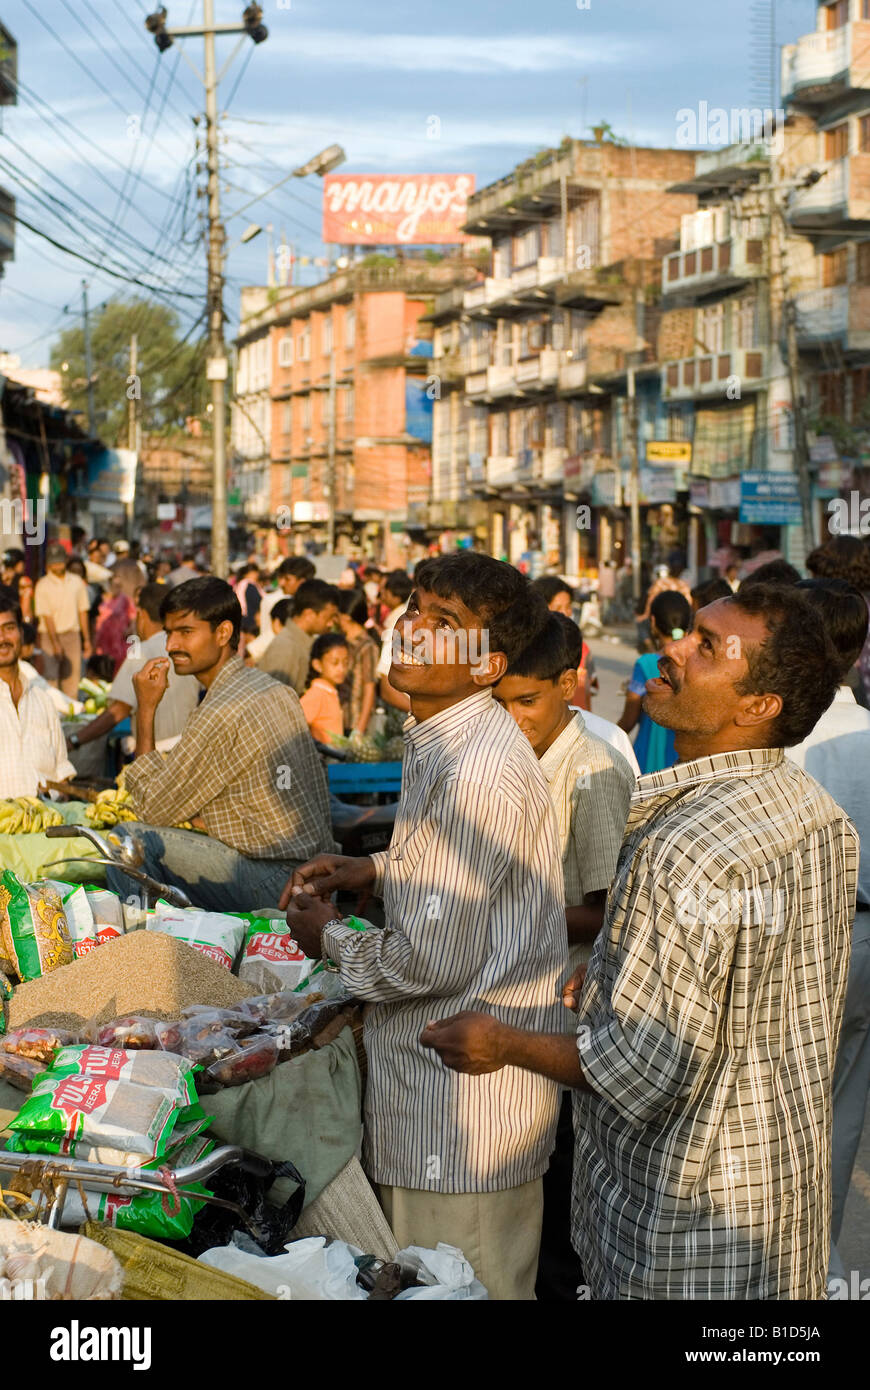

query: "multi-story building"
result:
(232, 258), (475, 565)
(231, 287), (274, 530)
(782, 0), (870, 536)
(428, 139), (698, 572)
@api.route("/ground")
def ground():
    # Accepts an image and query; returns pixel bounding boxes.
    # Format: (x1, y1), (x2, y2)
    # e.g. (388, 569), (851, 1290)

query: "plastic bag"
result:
(148, 902), (245, 971)
(260, 1020), (311, 1061)
(88, 1017), (160, 1050)
(178, 1006), (257, 1036)
(176, 1151), (305, 1258)
(47, 1046), (200, 1109)
(155, 1016), (250, 1068)
(83, 887), (124, 946)
(0, 872), (74, 981)
(5, 1114), (212, 1167)
(0, 1053), (45, 1091)
(44, 880), (97, 958)
(202, 1035), (279, 1090)
(294, 999), (349, 1041)
(392, 1243), (489, 1300)
(60, 1183), (209, 1240)
(238, 991), (310, 1026)
(293, 961), (354, 1001)
(238, 919), (313, 994)
(198, 1234), (366, 1299)
(1, 1027), (75, 1065)
(9, 1074), (196, 1159)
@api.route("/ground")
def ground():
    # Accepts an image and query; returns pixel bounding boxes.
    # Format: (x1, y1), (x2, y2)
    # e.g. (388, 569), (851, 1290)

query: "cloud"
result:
(260, 28), (639, 73)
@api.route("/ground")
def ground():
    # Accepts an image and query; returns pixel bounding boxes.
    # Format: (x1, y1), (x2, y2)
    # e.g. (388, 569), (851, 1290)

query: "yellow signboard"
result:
(646, 440), (693, 465)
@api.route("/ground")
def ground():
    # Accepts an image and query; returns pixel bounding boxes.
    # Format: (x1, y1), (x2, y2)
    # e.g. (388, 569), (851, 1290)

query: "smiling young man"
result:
(422, 584), (860, 1300)
(284, 552), (568, 1301)
(105, 577), (334, 912)
(0, 591), (77, 797)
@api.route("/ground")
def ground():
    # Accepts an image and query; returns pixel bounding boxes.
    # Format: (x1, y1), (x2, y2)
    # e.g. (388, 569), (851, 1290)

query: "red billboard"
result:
(322, 173), (475, 245)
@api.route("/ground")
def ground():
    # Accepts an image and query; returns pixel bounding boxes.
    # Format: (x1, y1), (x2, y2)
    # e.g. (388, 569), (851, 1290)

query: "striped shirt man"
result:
(124, 655), (334, 861)
(322, 688), (567, 1192)
(572, 747), (858, 1299)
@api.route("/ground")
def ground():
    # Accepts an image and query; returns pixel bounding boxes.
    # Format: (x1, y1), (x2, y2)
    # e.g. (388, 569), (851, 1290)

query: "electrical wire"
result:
(10, 210), (204, 299)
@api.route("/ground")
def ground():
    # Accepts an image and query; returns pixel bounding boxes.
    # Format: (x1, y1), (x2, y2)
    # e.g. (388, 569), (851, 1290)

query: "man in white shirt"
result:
(0, 592), (76, 796)
(66, 583), (199, 757)
(787, 577), (870, 1275)
(376, 569), (414, 712)
(34, 543), (92, 697)
(553, 614), (641, 776)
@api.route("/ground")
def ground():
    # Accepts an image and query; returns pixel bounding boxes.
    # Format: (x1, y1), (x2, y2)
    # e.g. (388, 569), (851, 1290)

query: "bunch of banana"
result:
(85, 787), (138, 829)
(0, 796), (65, 835)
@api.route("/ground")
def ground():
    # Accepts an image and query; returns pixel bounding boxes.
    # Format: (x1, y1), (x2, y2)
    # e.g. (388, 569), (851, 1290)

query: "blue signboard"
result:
(405, 379), (433, 443)
(739, 471), (801, 525)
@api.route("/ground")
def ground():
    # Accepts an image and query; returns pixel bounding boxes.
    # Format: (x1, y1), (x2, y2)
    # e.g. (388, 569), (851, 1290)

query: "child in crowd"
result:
(531, 575), (597, 708)
(617, 589), (692, 775)
(494, 612), (634, 1303)
(300, 633), (350, 746)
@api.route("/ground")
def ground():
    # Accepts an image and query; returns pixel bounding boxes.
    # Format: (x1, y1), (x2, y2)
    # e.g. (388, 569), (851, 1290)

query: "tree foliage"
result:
(49, 297), (206, 444)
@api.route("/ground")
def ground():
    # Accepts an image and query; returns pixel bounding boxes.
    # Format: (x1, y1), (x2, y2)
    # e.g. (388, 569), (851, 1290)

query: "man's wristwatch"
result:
(320, 917), (345, 971)
(69, 733), (80, 749)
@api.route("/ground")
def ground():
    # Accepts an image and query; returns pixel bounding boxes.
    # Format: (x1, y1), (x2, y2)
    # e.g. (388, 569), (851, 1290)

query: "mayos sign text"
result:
(322, 173), (475, 245)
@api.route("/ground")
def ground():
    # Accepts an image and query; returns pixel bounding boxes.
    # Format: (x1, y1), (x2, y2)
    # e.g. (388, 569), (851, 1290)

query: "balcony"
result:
(539, 446), (567, 484)
(782, 23), (870, 108)
(463, 277), (513, 313)
(558, 356), (588, 392)
(795, 284), (870, 353)
(486, 455), (521, 487)
(787, 156), (870, 232)
(662, 346), (766, 400)
(515, 348), (560, 390)
(663, 234), (765, 302)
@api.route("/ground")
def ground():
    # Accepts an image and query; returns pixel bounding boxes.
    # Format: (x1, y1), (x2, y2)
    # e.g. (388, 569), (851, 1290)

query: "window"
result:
(856, 242), (870, 284)
(825, 122), (849, 161)
(513, 225), (540, 268)
(546, 402), (566, 447)
(817, 370), (846, 417)
(322, 316), (333, 355)
(824, 0), (848, 28)
(864, 0), (870, 19)
(282, 401), (292, 437)
(302, 396), (311, 432)
(278, 335), (293, 367)
(342, 385), (354, 421)
(298, 327), (310, 362)
(822, 248), (849, 286)
(860, 115), (870, 153)
(492, 239), (511, 279)
(697, 302), (725, 354)
(666, 405), (688, 442)
(570, 195), (601, 267)
(851, 367), (870, 422)
(733, 296), (758, 348)
(490, 412), (509, 455)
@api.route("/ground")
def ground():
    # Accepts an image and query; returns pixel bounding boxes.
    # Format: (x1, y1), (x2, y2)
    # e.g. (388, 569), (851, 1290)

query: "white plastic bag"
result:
(198, 1235), (367, 1300)
(393, 1243), (488, 1300)
(148, 902), (245, 971)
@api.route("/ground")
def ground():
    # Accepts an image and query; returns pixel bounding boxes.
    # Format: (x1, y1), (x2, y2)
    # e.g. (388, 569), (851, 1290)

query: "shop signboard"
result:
(739, 471), (801, 525)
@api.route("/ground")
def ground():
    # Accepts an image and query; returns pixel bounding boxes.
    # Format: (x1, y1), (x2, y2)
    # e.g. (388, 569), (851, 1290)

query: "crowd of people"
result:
(0, 525), (868, 1302)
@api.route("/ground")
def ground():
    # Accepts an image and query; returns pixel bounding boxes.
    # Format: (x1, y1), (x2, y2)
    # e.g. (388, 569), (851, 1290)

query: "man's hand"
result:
(81, 638), (93, 661)
(419, 1012), (510, 1076)
(284, 890), (343, 960)
(279, 854), (375, 910)
(133, 657), (170, 709)
(561, 963), (587, 1013)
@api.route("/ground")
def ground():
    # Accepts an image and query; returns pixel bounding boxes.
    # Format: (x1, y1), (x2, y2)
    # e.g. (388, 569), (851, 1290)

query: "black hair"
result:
(291, 578), (341, 617)
(650, 589), (692, 639)
(306, 632), (349, 688)
(384, 569), (414, 604)
(806, 534), (870, 592)
(727, 584), (840, 747)
(338, 588), (369, 626)
(160, 576), (242, 650)
(20, 621), (37, 646)
(136, 582), (167, 625)
(796, 578), (870, 680)
(552, 612), (583, 669)
(0, 587), (22, 628)
(739, 558), (802, 590)
(2, 549), (25, 568)
(276, 555), (316, 582)
(692, 578), (733, 609)
(413, 552), (549, 665)
(531, 575), (574, 608)
(271, 597), (294, 627)
(506, 613), (574, 682)
(86, 653), (116, 682)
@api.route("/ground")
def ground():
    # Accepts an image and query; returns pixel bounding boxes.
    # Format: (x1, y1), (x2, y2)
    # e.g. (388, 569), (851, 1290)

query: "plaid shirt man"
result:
(124, 655), (334, 861)
(572, 747), (858, 1299)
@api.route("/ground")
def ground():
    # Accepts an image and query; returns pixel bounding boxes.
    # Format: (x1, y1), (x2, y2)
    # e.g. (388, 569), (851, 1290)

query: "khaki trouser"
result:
(43, 629), (82, 697)
(379, 1178), (544, 1301)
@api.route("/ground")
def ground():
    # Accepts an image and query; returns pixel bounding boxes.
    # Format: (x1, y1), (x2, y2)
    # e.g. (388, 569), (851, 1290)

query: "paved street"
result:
(590, 626), (870, 1290)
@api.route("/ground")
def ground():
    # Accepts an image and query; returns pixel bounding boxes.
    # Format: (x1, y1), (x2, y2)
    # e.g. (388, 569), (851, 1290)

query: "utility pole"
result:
(127, 333), (138, 539)
(81, 280), (96, 439)
(627, 364), (641, 609)
(326, 347), (336, 552)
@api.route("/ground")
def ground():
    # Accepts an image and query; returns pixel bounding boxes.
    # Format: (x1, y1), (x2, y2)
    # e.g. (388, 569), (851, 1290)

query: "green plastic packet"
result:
(0, 871), (74, 981)
(46, 1045), (201, 1113)
(9, 1071), (201, 1159)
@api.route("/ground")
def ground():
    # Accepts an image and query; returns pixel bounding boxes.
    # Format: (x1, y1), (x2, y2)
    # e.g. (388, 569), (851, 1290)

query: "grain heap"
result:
(6, 930), (255, 1032)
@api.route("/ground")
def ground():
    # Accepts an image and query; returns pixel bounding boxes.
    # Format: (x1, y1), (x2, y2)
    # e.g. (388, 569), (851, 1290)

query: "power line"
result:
(10, 210), (205, 299)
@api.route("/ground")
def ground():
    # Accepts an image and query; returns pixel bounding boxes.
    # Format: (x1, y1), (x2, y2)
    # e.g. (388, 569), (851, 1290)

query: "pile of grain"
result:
(6, 931), (255, 1032)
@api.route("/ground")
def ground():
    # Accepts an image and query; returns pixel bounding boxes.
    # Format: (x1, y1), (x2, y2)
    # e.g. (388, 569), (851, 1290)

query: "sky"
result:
(0, 0), (818, 367)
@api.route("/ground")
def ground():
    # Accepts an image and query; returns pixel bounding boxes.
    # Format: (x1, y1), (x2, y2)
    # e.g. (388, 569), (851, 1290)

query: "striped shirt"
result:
(572, 748), (858, 1300)
(539, 712), (634, 974)
(323, 688), (567, 1193)
(124, 655), (335, 862)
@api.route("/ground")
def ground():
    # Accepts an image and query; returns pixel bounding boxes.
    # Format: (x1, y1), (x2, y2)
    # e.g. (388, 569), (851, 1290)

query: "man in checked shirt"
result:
(284, 554), (567, 1300)
(425, 583), (859, 1300)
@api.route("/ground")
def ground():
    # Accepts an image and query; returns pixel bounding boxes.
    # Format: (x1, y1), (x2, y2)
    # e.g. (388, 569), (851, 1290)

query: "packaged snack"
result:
(178, 1006), (257, 1035)
(47, 1045), (200, 1110)
(238, 991), (310, 1026)
(155, 1016), (249, 1069)
(294, 999), (350, 1039)
(59, 1184), (209, 1239)
(83, 887), (124, 947)
(5, 1115), (211, 1166)
(44, 881), (97, 958)
(148, 903), (245, 971)
(10, 1074), (194, 1159)
(0, 1053), (45, 1091)
(0, 872), (74, 981)
(261, 1019), (311, 1061)
(88, 1017), (160, 1050)
(238, 919), (314, 994)
(203, 1034), (279, 1090)
(1, 1026), (75, 1065)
